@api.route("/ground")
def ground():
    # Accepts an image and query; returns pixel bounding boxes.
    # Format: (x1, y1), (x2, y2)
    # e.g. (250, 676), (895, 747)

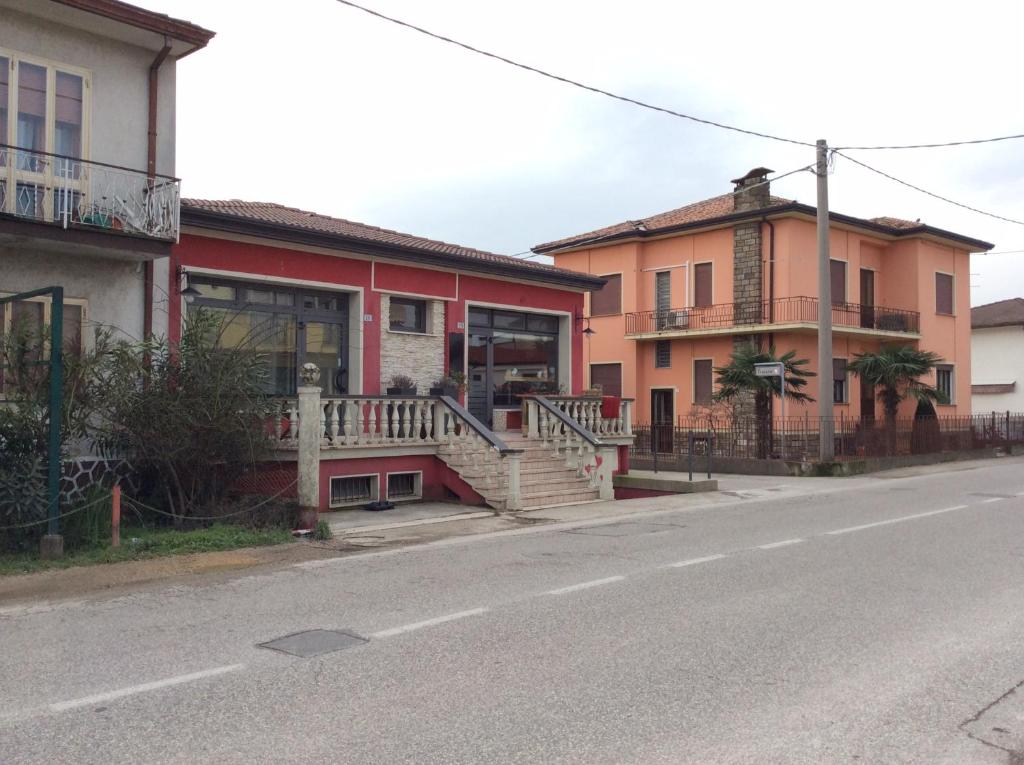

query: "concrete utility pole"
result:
(816, 139), (834, 462)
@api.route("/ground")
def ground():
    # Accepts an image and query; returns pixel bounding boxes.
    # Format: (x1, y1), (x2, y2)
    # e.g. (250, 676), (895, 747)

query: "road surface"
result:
(2, 458), (1024, 763)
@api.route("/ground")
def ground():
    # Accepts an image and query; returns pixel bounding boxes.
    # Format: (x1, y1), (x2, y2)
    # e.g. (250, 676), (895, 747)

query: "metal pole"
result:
(816, 139), (834, 461)
(47, 288), (64, 538)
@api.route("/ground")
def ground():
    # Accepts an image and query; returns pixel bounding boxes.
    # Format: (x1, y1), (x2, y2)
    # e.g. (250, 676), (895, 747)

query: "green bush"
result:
(313, 519), (333, 541)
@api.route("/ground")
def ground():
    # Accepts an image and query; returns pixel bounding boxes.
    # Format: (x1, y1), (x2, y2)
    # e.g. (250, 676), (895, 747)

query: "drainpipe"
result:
(143, 41), (172, 341)
(763, 216), (776, 333)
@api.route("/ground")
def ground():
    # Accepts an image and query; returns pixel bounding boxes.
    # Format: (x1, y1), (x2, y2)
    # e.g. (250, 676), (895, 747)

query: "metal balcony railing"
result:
(624, 296), (920, 336)
(0, 144), (180, 241)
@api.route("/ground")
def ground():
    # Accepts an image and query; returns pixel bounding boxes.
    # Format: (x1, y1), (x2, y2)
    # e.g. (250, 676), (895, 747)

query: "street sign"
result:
(754, 362), (787, 421)
(754, 363), (783, 377)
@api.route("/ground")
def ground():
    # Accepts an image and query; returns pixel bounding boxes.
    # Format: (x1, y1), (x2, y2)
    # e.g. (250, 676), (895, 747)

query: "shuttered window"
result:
(589, 363), (622, 397)
(590, 274), (622, 316)
(694, 359), (713, 404)
(655, 339), (671, 368)
(935, 273), (954, 315)
(694, 263), (713, 308)
(936, 364), (954, 403)
(655, 271), (671, 313)
(830, 260), (847, 305)
(833, 357), (848, 403)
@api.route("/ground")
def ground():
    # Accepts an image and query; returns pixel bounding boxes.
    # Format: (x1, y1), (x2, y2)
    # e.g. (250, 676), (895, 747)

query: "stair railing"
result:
(529, 396), (615, 499)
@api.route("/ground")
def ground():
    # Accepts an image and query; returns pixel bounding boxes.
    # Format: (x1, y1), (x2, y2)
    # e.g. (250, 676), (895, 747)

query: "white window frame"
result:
(0, 292), (88, 397)
(329, 473), (380, 508)
(385, 470), (423, 501)
(1, 47), (93, 218)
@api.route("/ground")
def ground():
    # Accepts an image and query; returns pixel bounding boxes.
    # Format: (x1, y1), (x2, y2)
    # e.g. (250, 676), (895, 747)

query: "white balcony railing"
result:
(0, 144), (180, 241)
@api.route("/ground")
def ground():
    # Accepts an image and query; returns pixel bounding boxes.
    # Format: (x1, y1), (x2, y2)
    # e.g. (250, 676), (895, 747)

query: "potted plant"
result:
(386, 374), (417, 396)
(429, 372), (465, 398)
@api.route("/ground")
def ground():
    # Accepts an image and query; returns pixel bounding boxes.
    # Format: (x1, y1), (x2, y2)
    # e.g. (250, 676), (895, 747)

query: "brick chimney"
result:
(731, 167), (773, 212)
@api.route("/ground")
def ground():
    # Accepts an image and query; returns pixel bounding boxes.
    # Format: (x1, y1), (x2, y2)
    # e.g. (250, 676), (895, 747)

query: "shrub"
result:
(313, 519), (333, 541)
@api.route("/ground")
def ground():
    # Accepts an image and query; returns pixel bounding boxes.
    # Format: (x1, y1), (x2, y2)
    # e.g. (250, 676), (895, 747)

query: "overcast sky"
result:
(147, 0), (1022, 306)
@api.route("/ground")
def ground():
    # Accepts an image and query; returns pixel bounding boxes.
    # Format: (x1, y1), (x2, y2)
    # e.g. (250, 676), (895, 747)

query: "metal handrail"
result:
(535, 395), (602, 446)
(0, 142), (179, 181)
(438, 395), (520, 455)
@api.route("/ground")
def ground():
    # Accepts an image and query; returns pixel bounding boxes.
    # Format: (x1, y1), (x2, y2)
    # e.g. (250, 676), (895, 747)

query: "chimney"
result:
(731, 167), (773, 212)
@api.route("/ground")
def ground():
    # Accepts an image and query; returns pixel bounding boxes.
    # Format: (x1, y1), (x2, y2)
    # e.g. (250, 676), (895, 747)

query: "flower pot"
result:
(430, 385), (459, 398)
(386, 386), (416, 396)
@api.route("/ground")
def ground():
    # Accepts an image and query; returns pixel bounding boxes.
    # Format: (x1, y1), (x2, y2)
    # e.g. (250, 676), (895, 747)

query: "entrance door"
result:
(302, 320), (347, 394)
(860, 377), (875, 422)
(651, 389), (674, 453)
(860, 269), (875, 328)
(467, 334), (491, 424)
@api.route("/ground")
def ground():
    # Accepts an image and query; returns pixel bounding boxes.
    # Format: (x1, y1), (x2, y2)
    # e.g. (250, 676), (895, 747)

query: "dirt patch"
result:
(0, 541), (347, 607)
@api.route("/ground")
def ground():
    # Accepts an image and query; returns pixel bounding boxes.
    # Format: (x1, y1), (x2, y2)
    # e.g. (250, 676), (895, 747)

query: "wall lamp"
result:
(177, 266), (201, 302)
(575, 312), (596, 336)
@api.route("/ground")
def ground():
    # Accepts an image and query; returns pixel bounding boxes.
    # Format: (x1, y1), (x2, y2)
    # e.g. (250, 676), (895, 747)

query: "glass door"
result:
(467, 333), (490, 423)
(302, 321), (346, 395)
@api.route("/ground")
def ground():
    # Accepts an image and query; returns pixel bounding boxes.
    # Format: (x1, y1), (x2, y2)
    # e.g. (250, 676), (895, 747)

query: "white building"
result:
(1, 0), (213, 374)
(971, 298), (1024, 413)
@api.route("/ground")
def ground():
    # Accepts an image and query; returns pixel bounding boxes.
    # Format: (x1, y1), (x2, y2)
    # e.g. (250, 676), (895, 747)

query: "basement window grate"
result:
(330, 474), (379, 507)
(387, 471), (421, 500)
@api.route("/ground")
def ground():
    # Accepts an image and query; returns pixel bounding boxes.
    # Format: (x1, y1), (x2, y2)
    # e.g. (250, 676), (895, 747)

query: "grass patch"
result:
(0, 523), (294, 576)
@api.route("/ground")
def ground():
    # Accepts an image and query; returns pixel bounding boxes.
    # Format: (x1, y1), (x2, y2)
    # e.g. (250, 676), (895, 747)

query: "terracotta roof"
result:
(972, 298), (1024, 329)
(534, 193), (992, 253)
(534, 194), (794, 252)
(181, 199), (604, 290)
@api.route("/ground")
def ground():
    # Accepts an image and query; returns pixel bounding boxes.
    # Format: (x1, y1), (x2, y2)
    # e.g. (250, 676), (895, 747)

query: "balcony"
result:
(0, 144), (180, 242)
(624, 296), (920, 340)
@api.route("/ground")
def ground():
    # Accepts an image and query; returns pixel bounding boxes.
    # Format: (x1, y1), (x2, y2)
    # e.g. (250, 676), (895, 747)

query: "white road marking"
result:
(370, 608), (489, 638)
(665, 554), (727, 568)
(50, 664), (245, 712)
(757, 538), (804, 550)
(545, 575), (626, 596)
(980, 497), (1004, 504)
(826, 505), (969, 536)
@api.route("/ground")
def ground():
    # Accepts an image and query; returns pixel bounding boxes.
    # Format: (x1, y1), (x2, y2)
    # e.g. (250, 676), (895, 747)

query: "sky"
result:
(147, 0), (1022, 306)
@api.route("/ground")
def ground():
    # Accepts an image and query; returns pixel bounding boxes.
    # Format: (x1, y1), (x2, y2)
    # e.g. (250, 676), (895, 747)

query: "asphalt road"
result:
(3, 458), (1024, 764)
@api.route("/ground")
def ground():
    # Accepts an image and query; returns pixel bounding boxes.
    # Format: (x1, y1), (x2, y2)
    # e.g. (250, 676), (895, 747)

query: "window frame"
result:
(0, 292), (88, 398)
(693, 261), (714, 309)
(388, 296), (428, 334)
(935, 364), (955, 405)
(329, 473), (380, 508)
(693, 357), (714, 405)
(386, 470), (423, 501)
(590, 273), (622, 317)
(654, 339), (671, 369)
(830, 258), (848, 306)
(935, 271), (955, 316)
(832, 357), (848, 404)
(589, 362), (623, 397)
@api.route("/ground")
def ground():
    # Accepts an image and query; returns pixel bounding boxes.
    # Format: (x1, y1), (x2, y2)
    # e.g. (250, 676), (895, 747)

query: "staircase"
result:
(439, 432), (601, 511)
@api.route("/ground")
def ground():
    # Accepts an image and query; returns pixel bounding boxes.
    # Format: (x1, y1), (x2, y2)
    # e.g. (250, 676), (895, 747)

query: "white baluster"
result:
(342, 400), (353, 445)
(389, 400), (400, 443)
(354, 400), (365, 445)
(274, 400), (284, 442)
(288, 400), (298, 445)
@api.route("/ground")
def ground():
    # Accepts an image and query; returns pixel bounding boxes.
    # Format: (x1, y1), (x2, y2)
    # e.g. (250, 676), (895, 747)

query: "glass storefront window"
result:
(490, 331), (559, 407)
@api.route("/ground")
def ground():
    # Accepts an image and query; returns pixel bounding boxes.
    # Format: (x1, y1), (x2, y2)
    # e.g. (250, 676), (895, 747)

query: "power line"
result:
(333, 0), (815, 148)
(836, 134), (1024, 151)
(833, 151), (1024, 228)
(335, 0), (1024, 154)
(972, 249), (1024, 256)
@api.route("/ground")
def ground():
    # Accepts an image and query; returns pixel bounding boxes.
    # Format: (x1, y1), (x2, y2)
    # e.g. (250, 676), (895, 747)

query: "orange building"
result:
(533, 168), (993, 425)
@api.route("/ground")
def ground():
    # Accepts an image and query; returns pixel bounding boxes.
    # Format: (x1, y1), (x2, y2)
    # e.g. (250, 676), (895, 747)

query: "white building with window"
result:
(0, 0), (213, 388)
(971, 298), (1024, 413)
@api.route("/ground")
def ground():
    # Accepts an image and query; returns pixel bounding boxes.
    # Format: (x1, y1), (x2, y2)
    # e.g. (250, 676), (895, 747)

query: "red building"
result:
(168, 200), (633, 513)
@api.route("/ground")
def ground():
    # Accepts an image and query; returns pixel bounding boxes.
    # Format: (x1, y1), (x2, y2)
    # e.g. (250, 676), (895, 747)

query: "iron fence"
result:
(624, 296), (920, 336)
(631, 412), (1024, 466)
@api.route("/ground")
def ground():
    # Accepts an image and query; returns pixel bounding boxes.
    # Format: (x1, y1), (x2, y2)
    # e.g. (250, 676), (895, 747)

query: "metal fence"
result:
(631, 412), (1024, 466)
(624, 296), (920, 336)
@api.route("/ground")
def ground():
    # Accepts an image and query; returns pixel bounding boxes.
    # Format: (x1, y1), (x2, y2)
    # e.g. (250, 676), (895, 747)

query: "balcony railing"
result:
(624, 296), (920, 336)
(0, 144), (180, 241)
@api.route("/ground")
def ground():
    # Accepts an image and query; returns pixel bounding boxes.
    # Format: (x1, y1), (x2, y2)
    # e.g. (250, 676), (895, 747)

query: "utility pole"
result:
(816, 139), (834, 462)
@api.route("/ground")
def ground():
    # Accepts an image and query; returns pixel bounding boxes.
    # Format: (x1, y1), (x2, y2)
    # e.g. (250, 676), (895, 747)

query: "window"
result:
(387, 472), (422, 500)
(389, 297), (427, 333)
(1, 49), (89, 220)
(694, 263), (713, 308)
(590, 274), (622, 316)
(935, 273), (954, 315)
(833, 358), (848, 403)
(830, 259), (847, 305)
(655, 271), (671, 313)
(188, 278), (348, 395)
(589, 363), (622, 397)
(936, 365), (954, 404)
(655, 339), (671, 368)
(0, 295), (86, 396)
(694, 359), (713, 404)
(330, 474), (379, 507)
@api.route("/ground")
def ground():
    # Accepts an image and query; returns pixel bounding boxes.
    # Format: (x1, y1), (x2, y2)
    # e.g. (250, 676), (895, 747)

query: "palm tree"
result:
(714, 345), (816, 457)
(846, 345), (947, 423)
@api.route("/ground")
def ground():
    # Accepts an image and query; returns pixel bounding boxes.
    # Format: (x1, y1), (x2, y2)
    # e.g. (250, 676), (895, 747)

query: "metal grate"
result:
(387, 472), (417, 499)
(330, 475), (375, 505)
(259, 629), (367, 658)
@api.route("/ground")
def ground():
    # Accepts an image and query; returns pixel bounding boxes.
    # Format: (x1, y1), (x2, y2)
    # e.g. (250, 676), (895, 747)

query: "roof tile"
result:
(972, 297), (1024, 329)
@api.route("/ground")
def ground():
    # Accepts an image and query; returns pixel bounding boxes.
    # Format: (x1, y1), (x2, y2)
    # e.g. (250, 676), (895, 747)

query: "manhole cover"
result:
(259, 629), (368, 658)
